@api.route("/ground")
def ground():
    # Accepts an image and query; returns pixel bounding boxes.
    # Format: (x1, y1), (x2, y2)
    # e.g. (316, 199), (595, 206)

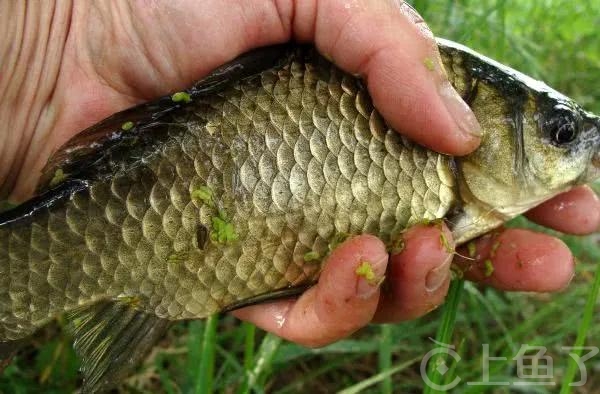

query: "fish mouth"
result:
(584, 151), (600, 182)
(583, 114), (600, 183)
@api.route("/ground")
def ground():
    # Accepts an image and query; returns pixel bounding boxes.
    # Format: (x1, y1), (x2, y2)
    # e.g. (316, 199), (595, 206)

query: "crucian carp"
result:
(0, 39), (598, 392)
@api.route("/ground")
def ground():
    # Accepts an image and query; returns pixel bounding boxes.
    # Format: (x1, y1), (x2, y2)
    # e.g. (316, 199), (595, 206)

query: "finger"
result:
(294, 0), (482, 155)
(455, 229), (574, 292)
(525, 185), (600, 235)
(373, 222), (454, 323)
(231, 234), (387, 347)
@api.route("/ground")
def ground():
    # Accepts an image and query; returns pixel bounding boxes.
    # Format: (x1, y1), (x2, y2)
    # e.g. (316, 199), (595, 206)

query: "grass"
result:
(559, 259), (600, 393)
(378, 325), (393, 394)
(423, 279), (464, 394)
(195, 316), (218, 394)
(1, 0), (599, 393)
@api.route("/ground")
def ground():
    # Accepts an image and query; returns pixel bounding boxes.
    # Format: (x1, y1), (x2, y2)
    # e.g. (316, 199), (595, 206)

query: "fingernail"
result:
(425, 255), (452, 292)
(439, 81), (482, 138)
(356, 260), (386, 299)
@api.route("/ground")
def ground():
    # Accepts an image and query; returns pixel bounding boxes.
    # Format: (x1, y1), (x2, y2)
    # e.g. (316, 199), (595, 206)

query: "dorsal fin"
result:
(0, 179), (88, 227)
(37, 44), (295, 193)
(65, 301), (171, 393)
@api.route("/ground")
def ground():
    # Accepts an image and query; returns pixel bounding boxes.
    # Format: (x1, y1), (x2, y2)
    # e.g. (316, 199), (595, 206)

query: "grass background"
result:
(1, 0), (599, 392)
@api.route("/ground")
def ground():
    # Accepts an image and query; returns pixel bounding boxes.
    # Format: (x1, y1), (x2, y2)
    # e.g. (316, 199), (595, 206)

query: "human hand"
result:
(1, 1), (598, 348)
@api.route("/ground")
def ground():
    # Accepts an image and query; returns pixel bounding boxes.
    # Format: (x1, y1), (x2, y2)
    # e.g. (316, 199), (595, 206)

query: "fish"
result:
(0, 38), (598, 392)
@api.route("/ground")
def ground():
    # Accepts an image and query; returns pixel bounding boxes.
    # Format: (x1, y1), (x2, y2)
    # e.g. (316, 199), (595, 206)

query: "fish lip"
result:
(583, 114), (600, 182)
(584, 151), (600, 183)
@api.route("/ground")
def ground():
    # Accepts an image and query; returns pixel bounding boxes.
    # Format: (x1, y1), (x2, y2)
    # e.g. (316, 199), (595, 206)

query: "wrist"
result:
(0, 1), (72, 200)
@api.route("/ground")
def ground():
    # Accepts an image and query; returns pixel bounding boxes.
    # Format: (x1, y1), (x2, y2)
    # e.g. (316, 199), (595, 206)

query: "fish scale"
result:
(0, 48), (455, 341)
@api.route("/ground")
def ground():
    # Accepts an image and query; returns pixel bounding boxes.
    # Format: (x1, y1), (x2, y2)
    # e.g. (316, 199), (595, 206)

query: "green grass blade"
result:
(337, 357), (419, 394)
(560, 263), (600, 393)
(378, 324), (393, 394)
(423, 279), (464, 394)
(186, 321), (203, 390)
(241, 333), (282, 392)
(464, 283), (516, 352)
(194, 315), (218, 394)
(442, 338), (465, 388)
(243, 323), (256, 370)
(213, 345), (245, 390)
(276, 354), (364, 394)
(236, 323), (257, 394)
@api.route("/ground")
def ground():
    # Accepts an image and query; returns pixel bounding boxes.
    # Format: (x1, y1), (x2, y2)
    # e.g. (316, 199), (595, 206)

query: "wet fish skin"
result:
(0, 41), (598, 382)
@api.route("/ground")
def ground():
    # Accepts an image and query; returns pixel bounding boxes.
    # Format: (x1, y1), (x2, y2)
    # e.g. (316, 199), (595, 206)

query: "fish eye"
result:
(547, 113), (577, 145)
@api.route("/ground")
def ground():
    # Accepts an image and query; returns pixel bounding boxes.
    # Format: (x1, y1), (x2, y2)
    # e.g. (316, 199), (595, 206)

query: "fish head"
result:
(515, 96), (600, 188)
(514, 93), (600, 196)
(443, 40), (600, 241)
(459, 85), (600, 219)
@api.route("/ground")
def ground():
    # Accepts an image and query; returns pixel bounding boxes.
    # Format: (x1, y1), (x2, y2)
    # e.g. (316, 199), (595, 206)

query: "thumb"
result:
(295, 0), (482, 155)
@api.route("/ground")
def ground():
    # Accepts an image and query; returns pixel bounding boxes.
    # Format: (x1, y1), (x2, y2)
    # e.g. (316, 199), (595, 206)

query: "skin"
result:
(1, 0), (598, 348)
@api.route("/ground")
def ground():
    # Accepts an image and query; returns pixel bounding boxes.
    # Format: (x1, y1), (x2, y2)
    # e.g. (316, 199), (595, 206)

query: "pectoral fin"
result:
(221, 284), (313, 312)
(65, 301), (170, 393)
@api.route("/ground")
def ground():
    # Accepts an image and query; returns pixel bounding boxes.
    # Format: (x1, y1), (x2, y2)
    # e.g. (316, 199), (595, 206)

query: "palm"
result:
(13, 2), (284, 199)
